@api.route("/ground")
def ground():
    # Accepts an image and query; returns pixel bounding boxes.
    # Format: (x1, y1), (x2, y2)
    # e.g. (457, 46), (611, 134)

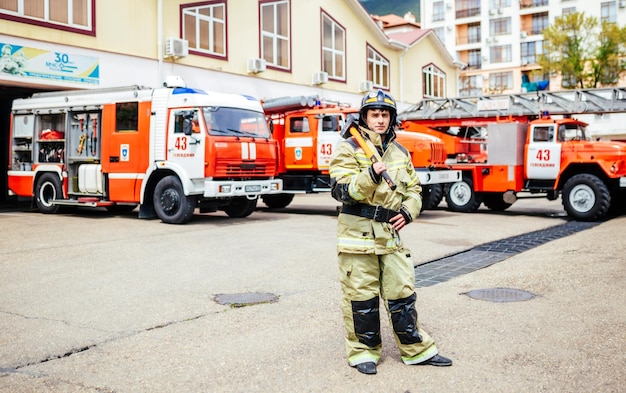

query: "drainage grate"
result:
(214, 292), (279, 307)
(464, 287), (535, 303)
(415, 220), (599, 288)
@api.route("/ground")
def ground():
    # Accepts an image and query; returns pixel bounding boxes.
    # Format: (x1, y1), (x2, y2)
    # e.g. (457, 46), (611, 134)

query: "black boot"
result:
(356, 361), (377, 374)
(417, 354), (452, 367)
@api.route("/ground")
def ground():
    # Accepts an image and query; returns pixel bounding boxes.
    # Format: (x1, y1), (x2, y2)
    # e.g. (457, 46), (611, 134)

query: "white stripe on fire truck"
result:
(241, 142), (257, 160)
(108, 173), (145, 179)
(249, 142), (256, 159)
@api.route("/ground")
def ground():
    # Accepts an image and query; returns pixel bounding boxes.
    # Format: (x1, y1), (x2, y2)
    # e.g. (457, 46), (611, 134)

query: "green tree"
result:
(538, 12), (626, 89)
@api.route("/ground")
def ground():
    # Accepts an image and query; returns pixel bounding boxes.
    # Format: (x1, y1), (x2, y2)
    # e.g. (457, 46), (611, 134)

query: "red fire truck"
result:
(398, 88), (626, 221)
(260, 96), (461, 210)
(7, 77), (282, 224)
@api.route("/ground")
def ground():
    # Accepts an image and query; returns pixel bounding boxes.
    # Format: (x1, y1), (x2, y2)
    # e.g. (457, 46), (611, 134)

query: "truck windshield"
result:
(558, 123), (589, 142)
(203, 107), (270, 138)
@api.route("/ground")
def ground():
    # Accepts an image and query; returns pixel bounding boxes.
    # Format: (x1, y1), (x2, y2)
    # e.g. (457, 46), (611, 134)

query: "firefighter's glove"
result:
(399, 205), (412, 224)
(330, 178), (357, 204)
(368, 165), (382, 184)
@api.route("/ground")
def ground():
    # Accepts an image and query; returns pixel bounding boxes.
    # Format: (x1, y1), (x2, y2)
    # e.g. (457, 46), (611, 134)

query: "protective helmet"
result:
(358, 89), (397, 132)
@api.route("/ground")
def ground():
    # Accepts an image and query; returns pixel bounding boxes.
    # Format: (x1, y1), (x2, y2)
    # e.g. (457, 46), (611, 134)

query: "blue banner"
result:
(0, 42), (99, 84)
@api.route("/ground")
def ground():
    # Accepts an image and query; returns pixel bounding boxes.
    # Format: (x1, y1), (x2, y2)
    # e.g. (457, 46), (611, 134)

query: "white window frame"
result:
(433, 1), (444, 21)
(458, 75), (482, 97)
(367, 45), (389, 89)
(182, 2), (227, 57)
(321, 12), (346, 80)
(490, 44), (512, 63)
(260, 0), (290, 69)
(601, 1), (617, 23)
(423, 64), (446, 98)
(489, 71), (513, 91)
(0, 0), (92, 32)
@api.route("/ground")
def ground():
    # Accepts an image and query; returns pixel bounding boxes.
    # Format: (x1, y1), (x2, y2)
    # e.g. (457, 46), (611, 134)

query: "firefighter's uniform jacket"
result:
(329, 125), (440, 367)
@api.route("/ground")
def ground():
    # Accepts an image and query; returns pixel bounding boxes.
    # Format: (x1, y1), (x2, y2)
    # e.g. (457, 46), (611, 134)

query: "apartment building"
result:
(0, 0), (462, 201)
(421, 0), (626, 97)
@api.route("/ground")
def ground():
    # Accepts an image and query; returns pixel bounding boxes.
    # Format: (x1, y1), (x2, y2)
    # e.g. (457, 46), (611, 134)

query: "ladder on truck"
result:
(398, 87), (626, 121)
(262, 95), (351, 117)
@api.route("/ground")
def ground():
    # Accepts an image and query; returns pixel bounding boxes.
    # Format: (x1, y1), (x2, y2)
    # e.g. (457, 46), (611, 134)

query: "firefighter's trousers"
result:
(338, 250), (438, 366)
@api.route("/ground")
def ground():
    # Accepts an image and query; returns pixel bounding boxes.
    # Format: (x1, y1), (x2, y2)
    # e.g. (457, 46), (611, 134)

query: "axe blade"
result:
(340, 113), (360, 139)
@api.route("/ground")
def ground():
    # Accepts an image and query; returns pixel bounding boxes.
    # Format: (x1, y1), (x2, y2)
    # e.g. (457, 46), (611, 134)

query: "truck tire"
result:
(421, 184), (444, 210)
(261, 193), (294, 209)
(445, 176), (482, 213)
(153, 175), (196, 224)
(224, 197), (258, 218)
(35, 173), (63, 214)
(562, 174), (610, 221)
(483, 193), (513, 211)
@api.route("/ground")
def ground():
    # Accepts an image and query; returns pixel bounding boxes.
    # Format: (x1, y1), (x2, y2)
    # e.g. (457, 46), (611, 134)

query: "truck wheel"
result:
(224, 197), (258, 218)
(153, 176), (196, 224)
(483, 193), (513, 211)
(609, 190), (626, 216)
(445, 176), (482, 212)
(562, 174), (610, 221)
(261, 193), (294, 209)
(35, 173), (63, 214)
(421, 184), (444, 210)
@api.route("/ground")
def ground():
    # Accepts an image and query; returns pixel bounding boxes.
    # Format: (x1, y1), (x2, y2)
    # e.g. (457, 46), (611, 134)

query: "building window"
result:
(490, 45), (511, 63)
(467, 49), (482, 69)
(455, 0), (480, 18)
(433, 26), (445, 42)
(0, 0), (93, 34)
(261, 0), (290, 69)
(489, 71), (513, 91)
(468, 22), (481, 44)
(601, 1), (617, 23)
(182, 2), (226, 58)
(423, 64), (446, 98)
(321, 12), (345, 80)
(490, 0), (511, 7)
(490, 18), (511, 36)
(520, 0), (548, 8)
(531, 12), (549, 35)
(562, 7), (576, 16)
(367, 45), (389, 89)
(458, 75), (482, 97)
(562, 73), (577, 88)
(433, 1), (444, 21)
(521, 40), (543, 65)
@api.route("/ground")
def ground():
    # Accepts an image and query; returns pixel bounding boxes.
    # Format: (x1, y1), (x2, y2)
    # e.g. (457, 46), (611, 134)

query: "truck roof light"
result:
(163, 75), (186, 88)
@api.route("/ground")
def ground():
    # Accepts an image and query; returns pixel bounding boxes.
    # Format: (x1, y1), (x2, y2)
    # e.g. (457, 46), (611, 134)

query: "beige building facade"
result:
(0, 0), (460, 106)
(0, 0), (461, 200)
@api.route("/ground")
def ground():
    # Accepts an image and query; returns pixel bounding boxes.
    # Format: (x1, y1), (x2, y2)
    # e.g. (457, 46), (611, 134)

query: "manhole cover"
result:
(214, 292), (279, 307)
(465, 288), (534, 303)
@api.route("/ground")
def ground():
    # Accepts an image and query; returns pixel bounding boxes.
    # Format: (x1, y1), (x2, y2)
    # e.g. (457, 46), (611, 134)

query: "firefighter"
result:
(329, 90), (452, 375)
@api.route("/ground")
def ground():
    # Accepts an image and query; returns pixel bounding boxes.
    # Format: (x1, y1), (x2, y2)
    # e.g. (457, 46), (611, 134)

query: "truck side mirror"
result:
(183, 118), (193, 135)
(268, 120), (274, 134)
(176, 110), (196, 136)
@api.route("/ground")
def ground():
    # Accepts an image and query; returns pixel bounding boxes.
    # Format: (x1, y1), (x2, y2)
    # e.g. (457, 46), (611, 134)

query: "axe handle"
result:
(348, 126), (397, 191)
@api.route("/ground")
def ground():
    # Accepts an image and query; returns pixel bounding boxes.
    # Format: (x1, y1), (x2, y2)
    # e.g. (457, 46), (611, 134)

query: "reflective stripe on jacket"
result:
(329, 125), (422, 255)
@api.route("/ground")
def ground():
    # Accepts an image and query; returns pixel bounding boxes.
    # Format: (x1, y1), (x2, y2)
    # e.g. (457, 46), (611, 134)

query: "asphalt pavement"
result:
(0, 195), (624, 392)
